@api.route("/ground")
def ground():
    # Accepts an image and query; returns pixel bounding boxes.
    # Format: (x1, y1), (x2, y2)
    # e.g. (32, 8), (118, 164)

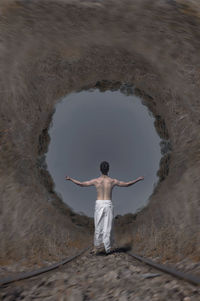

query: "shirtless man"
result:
(65, 161), (144, 254)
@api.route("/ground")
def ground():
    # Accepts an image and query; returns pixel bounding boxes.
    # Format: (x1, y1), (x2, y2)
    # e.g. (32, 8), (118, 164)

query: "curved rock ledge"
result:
(0, 0), (200, 264)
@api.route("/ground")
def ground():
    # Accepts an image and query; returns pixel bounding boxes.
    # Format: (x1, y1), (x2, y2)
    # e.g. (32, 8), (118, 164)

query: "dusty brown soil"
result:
(0, 0), (200, 267)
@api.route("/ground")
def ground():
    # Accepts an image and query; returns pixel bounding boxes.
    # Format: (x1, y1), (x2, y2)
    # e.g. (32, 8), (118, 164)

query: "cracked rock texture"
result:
(0, 0), (200, 266)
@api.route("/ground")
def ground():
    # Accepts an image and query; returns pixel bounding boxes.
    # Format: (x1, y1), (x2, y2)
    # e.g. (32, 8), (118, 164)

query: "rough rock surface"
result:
(0, 249), (199, 300)
(0, 0), (200, 266)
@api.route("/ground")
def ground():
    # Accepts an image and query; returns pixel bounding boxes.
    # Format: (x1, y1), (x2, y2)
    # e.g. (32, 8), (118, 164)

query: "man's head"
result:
(100, 161), (109, 175)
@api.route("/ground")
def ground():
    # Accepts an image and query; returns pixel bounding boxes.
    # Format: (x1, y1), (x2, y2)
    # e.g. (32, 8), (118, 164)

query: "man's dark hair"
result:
(100, 161), (109, 175)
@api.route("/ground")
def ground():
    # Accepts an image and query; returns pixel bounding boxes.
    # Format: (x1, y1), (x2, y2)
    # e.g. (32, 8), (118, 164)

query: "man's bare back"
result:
(94, 175), (144, 200)
(65, 174), (144, 201)
(94, 175), (116, 200)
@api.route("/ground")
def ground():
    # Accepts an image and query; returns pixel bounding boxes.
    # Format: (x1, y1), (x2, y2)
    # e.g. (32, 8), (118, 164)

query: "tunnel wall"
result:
(0, 0), (200, 263)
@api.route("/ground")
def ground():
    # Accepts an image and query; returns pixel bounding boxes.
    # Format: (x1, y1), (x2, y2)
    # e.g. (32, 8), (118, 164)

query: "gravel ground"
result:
(0, 248), (199, 301)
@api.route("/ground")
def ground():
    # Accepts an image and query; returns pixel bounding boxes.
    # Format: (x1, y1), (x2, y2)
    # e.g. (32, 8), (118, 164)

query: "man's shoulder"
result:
(94, 176), (117, 182)
(94, 176), (114, 181)
(97, 177), (116, 182)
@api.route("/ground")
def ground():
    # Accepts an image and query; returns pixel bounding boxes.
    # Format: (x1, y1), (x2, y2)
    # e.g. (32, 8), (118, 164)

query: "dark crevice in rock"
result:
(156, 153), (171, 183)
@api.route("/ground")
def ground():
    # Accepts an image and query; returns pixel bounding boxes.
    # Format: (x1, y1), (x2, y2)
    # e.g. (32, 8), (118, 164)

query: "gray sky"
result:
(46, 89), (162, 217)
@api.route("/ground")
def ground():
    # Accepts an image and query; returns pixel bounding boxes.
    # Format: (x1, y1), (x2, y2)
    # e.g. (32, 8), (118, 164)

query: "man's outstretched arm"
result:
(114, 176), (144, 187)
(65, 176), (95, 187)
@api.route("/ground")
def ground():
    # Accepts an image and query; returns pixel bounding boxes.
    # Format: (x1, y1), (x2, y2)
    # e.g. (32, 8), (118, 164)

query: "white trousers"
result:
(94, 199), (114, 253)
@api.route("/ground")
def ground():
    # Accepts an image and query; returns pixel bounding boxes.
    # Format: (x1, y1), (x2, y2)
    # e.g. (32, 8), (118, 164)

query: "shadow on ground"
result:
(92, 244), (132, 256)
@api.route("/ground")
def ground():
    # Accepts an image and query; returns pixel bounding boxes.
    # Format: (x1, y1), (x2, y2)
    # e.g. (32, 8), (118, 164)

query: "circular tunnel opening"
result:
(41, 81), (171, 219)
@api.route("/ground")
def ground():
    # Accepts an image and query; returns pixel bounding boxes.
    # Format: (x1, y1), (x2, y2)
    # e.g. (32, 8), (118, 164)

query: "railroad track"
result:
(0, 246), (92, 287)
(126, 251), (200, 286)
(0, 245), (199, 288)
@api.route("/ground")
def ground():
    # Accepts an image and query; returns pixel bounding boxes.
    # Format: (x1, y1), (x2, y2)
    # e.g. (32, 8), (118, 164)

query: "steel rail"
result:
(0, 246), (92, 287)
(127, 251), (200, 286)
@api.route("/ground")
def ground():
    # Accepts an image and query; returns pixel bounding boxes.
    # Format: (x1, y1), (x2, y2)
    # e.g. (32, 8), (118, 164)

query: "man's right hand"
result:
(65, 176), (71, 181)
(138, 176), (144, 181)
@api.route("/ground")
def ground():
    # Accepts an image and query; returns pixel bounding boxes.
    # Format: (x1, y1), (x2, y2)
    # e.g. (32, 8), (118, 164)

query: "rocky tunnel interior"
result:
(0, 0), (200, 265)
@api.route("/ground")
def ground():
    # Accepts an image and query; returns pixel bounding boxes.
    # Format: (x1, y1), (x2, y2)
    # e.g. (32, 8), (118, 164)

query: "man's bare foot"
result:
(90, 245), (105, 255)
(90, 247), (97, 254)
(105, 246), (116, 255)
